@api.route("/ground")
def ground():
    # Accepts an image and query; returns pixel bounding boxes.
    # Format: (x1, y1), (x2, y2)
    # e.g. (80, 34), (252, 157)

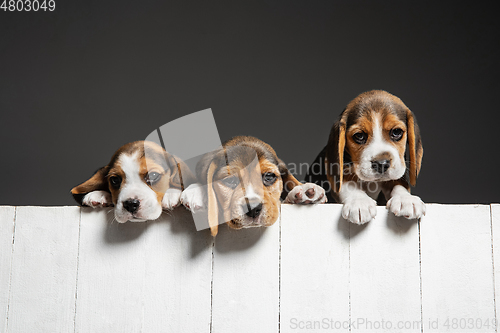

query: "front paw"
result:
(284, 183), (327, 204)
(180, 183), (206, 212)
(82, 191), (113, 208)
(387, 194), (426, 219)
(162, 188), (182, 210)
(342, 195), (377, 224)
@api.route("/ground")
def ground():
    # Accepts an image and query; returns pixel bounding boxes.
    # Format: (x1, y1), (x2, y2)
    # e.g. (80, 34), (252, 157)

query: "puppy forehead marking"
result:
(118, 152), (143, 183)
(371, 115), (383, 144)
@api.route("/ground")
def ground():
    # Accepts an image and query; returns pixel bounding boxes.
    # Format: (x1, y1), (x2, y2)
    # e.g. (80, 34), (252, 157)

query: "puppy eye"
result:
(109, 176), (122, 189)
(222, 176), (239, 189)
(262, 172), (277, 186)
(145, 172), (162, 185)
(353, 132), (367, 144)
(390, 128), (404, 141)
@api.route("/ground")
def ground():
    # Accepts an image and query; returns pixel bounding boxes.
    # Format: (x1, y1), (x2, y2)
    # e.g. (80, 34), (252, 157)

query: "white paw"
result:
(342, 194), (377, 224)
(387, 194), (426, 219)
(162, 188), (182, 210)
(180, 183), (206, 212)
(284, 183), (327, 204)
(82, 191), (113, 208)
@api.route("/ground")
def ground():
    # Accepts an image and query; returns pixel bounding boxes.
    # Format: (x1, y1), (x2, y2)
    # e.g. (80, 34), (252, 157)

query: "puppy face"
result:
(326, 90), (423, 193)
(107, 149), (170, 222)
(198, 136), (299, 236)
(71, 141), (192, 223)
(346, 110), (408, 182)
(212, 154), (282, 229)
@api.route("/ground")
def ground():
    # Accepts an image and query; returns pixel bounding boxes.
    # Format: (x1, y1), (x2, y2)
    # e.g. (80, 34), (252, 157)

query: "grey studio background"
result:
(0, 1), (498, 205)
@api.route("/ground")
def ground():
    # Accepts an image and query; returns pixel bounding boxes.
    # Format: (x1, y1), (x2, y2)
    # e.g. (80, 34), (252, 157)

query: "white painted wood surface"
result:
(420, 204), (495, 332)
(7, 207), (80, 333)
(0, 204), (499, 333)
(75, 208), (213, 333)
(350, 208), (421, 333)
(490, 204), (500, 330)
(211, 221), (280, 333)
(0, 207), (15, 333)
(280, 204), (350, 333)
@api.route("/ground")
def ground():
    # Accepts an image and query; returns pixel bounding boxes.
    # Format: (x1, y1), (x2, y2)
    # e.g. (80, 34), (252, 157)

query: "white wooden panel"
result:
(0, 207), (16, 333)
(211, 220), (280, 333)
(420, 204), (495, 332)
(75, 208), (149, 332)
(350, 207), (421, 332)
(280, 204), (349, 333)
(75, 207), (212, 333)
(141, 208), (213, 332)
(1, 204), (497, 332)
(7, 206), (80, 333)
(490, 204), (500, 327)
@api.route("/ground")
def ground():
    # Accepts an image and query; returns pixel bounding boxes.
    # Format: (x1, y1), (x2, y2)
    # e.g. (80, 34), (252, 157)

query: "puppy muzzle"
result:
(229, 199), (266, 228)
(371, 159), (391, 174)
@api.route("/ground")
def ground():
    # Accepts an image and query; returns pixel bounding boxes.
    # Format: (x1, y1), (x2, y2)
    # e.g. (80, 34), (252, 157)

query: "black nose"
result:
(371, 159), (391, 174)
(123, 199), (140, 213)
(245, 202), (263, 218)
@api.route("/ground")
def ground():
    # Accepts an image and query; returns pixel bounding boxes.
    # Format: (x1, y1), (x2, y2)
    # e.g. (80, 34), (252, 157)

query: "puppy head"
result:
(326, 90), (423, 192)
(71, 141), (191, 223)
(199, 136), (285, 236)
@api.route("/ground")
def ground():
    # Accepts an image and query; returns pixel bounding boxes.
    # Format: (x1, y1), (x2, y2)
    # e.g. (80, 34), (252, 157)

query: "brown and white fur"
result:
(324, 90), (425, 224)
(71, 141), (195, 223)
(181, 136), (327, 236)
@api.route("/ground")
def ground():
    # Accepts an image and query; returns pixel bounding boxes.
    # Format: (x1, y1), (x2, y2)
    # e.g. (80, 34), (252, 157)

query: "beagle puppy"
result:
(181, 136), (327, 236)
(71, 141), (195, 223)
(307, 90), (425, 224)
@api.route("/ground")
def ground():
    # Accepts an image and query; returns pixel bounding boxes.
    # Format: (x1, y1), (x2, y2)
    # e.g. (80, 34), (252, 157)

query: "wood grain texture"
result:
(0, 204), (498, 333)
(350, 207), (421, 332)
(280, 204), (350, 333)
(211, 221), (280, 333)
(75, 207), (212, 333)
(420, 204), (495, 332)
(491, 204), (500, 329)
(7, 206), (80, 333)
(141, 208), (213, 333)
(0, 206), (15, 333)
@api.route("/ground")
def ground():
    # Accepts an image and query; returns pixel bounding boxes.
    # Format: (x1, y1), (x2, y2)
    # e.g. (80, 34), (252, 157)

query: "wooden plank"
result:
(280, 204), (350, 332)
(75, 207), (149, 332)
(75, 207), (213, 333)
(491, 204), (500, 329)
(141, 208), (213, 332)
(350, 207), (421, 332)
(211, 220), (280, 333)
(0, 206), (16, 333)
(7, 206), (80, 333)
(420, 204), (495, 332)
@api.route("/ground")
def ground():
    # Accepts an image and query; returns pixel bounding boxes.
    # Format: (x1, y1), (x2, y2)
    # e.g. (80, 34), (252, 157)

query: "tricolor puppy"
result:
(71, 141), (195, 223)
(311, 90), (425, 224)
(181, 136), (327, 236)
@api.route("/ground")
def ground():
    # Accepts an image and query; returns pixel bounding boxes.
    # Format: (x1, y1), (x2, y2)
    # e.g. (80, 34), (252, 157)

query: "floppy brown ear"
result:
(70, 166), (110, 205)
(165, 153), (196, 190)
(325, 120), (346, 193)
(406, 109), (423, 186)
(206, 161), (219, 237)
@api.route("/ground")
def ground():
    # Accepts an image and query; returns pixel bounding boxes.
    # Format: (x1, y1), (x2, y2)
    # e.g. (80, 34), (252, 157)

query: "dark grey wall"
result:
(1, 1), (498, 205)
